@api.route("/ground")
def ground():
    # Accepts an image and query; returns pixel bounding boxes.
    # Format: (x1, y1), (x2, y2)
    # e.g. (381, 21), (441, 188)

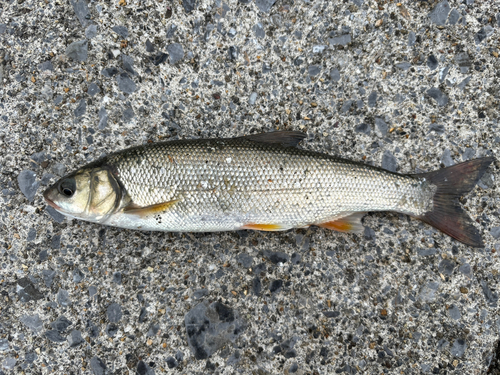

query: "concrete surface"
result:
(1, 0), (500, 373)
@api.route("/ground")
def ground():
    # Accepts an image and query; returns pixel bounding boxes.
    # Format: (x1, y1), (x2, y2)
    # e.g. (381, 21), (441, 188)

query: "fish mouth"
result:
(43, 189), (62, 211)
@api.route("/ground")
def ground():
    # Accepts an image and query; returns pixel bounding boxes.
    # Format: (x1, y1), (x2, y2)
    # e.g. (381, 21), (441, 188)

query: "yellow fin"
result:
(123, 199), (179, 218)
(317, 213), (365, 233)
(241, 223), (287, 231)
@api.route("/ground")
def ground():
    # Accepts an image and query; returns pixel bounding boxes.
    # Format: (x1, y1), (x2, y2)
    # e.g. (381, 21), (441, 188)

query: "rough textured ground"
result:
(1, 0), (500, 373)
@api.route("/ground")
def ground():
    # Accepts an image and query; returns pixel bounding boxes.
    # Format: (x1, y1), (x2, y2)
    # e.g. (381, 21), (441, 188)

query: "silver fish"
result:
(43, 132), (493, 247)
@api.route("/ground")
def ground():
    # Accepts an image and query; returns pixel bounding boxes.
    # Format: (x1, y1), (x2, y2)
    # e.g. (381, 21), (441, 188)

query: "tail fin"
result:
(413, 157), (494, 247)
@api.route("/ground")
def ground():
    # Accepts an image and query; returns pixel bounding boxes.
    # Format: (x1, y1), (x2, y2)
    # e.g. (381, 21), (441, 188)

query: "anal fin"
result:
(317, 212), (365, 233)
(123, 199), (179, 218)
(241, 223), (288, 231)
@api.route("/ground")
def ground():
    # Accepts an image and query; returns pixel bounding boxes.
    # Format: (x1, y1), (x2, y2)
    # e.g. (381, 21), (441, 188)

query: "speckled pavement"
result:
(1, 0), (500, 373)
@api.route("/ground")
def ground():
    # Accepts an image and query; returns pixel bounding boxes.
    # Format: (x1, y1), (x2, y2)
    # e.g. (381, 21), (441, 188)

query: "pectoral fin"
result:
(317, 212), (365, 233)
(123, 199), (179, 218)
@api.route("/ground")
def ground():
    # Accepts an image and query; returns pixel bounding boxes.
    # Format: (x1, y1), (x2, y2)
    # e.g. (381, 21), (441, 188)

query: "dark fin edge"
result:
(243, 131), (306, 147)
(413, 157), (494, 247)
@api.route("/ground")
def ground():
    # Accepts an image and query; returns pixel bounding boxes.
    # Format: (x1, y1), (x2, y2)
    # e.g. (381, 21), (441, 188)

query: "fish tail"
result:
(414, 157), (494, 247)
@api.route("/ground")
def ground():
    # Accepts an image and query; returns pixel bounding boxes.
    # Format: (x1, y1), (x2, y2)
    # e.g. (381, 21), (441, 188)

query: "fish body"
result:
(43, 132), (493, 247)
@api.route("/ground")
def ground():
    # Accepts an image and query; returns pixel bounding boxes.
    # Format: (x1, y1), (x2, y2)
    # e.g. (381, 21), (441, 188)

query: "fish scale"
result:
(103, 136), (433, 232)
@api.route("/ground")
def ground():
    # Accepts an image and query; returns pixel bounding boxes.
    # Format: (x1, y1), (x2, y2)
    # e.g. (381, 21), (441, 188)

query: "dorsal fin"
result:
(243, 131), (306, 147)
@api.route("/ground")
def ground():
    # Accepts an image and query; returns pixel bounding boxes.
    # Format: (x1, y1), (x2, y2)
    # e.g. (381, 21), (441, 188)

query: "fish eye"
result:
(58, 178), (76, 198)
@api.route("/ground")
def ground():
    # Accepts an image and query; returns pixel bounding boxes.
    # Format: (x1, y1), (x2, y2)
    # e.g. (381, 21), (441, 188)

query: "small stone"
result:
(105, 323), (118, 337)
(21, 314), (44, 333)
(374, 117), (388, 137)
(122, 55), (136, 75)
(112, 25), (128, 38)
(228, 46), (238, 60)
(330, 68), (340, 82)
(122, 106), (135, 123)
(236, 253), (253, 268)
(263, 251), (289, 264)
(312, 45), (326, 54)
(396, 62), (411, 70)
(408, 31), (416, 46)
(166, 357), (178, 369)
(441, 149), (454, 167)
(98, 107), (108, 129)
(381, 150), (397, 172)
(253, 23), (265, 39)
(57, 288), (71, 307)
(457, 76), (471, 90)
(183, 0), (197, 13)
(341, 100), (353, 113)
(88, 82), (100, 96)
(38, 61), (53, 72)
(255, 0), (277, 12)
(490, 227), (500, 239)
(145, 39), (155, 52)
(418, 281), (439, 302)
(116, 73), (136, 94)
(2, 357), (16, 370)
(68, 330), (85, 347)
(429, 1), (450, 26)
(427, 54), (438, 70)
(248, 92), (257, 105)
(459, 263), (472, 278)
(42, 269), (56, 287)
(429, 123), (445, 134)
(269, 279), (283, 293)
(455, 52), (471, 73)
(328, 34), (351, 46)
(71, 0), (91, 27)
(17, 277), (44, 302)
(262, 62), (272, 74)
(448, 304), (461, 320)
(368, 91), (377, 107)
(481, 280), (498, 307)
(439, 66), (449, 82)
(27, 228), (37, 242)
(101, 67), (118, 78)
(0, 339), (9, 352)
(90, 356), (107, 375)
(450, 338), (467, 357)
(107, 302), (122, 323)
(184, 301), (245, 360)
(45, 330), (66, 343)
(427, 88), (448, 106)
(355, 123), (371, 135)
(166, 24), (178, 39)
(65, 40), (88, 62)
(18, 170), (39, 202)
(112, 272), (122, 284)
(137, 360), (155, 375)
(46, 205), (65, 223)
(74, 99), (86, 117)
(448, 9), (460, 24)
(51, 316), (72, 332)
(252, 276), (262, 295)
(85, 24), (97, 39)
(475, 26), (494, 44)
(438, 259), (455, 275)
(167, 43), (184, 64)
(228, 28), (237, 38)
(308, 65), (321, 77)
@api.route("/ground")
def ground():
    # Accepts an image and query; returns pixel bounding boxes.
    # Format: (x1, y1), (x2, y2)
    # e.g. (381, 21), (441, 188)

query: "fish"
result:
(43, 131), (494, 247)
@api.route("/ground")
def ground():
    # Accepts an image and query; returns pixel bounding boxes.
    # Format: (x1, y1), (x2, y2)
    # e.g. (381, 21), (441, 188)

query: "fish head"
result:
(43, 166), (121, 222)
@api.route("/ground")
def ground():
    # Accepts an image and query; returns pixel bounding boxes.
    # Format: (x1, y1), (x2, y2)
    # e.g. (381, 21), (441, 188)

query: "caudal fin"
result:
(413, 157), (494, 247)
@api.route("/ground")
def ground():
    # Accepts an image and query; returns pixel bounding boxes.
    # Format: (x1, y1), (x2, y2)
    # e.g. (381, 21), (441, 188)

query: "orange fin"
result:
(317, 213), (365, 233)
(241, 223), (287, 231)
(123, 199), (179, 218)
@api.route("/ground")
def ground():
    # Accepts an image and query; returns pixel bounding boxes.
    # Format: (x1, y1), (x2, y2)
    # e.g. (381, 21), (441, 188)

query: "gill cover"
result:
(43, 167), (121, 222)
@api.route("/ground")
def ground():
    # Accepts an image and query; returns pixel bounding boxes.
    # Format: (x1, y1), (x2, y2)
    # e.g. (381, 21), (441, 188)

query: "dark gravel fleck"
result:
(269, 279), (283, 293)
(427, 54), (438, 70)
(74, 99), (86, 118)
(167, 43), (184, 64)
(427, 88), (448, 106)
(429, 1), (450, 26)
(18, 170), (39, 202)
(17, 277), (44, 302)
(145, 39), (155, 52)
(355, 123), (371, 135)
(101, 67), (118, 78)
(85, 24), (97, 39)
(330, 68), (340, 82)
(112, 25), (128, 39)
(20, 314), (43, 333)
(184, 301), (245, 359)
(107, 302), (123, 323)
(45, 330), (66, 343)
(88, 82), (100, 96)
(451, 338), (467, 357)
(381, 150), (397, 172)
(448, 9), (460, 24)
(68, 330), (84, 347)
(183, 0), (197, 13)
(90, 356), (107, 375)
(65, 40), (88, 62)
(481, 280), (498, 307)
(71, 0), (91, 27)
(51, 316), (72, 332)
(255, 0), (277, 12)
(116, 73), (136, 94)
